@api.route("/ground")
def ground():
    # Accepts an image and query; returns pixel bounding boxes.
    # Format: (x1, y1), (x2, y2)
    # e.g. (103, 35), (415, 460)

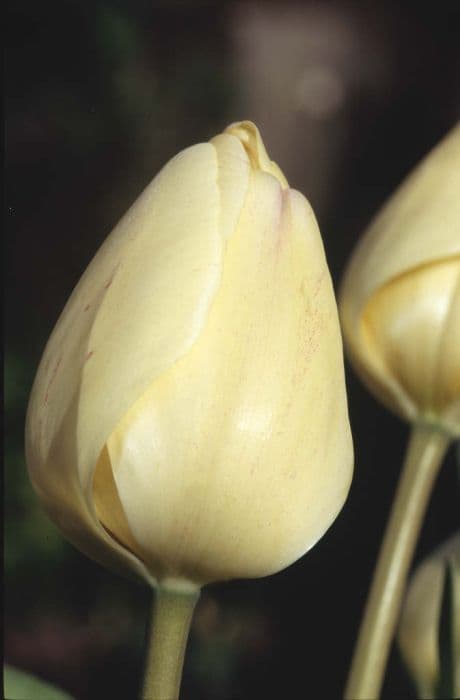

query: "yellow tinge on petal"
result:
(362, 259), (460, 431)
(340, 123), (460, 435)
(26, 121), (352, 587)
(224, 120), (289, 188)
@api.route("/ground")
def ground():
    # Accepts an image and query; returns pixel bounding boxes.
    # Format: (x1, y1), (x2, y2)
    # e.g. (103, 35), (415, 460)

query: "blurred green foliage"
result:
(4, 351), (67, 577)
(4, 664), (75, 700)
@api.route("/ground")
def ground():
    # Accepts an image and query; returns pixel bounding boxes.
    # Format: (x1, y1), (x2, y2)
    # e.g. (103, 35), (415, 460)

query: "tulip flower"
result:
(26, 121), (353, 699)
(398, 534), (460, 699)
(341, 123), (460, 700)
(340, 123), (460, 436)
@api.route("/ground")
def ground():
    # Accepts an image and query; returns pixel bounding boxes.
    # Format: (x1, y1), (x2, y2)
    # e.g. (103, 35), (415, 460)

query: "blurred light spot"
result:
(296, 64), (345, 118)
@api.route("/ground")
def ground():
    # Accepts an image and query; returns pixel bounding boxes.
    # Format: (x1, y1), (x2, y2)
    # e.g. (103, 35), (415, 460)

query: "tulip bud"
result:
(398, 534), (460, 698)
(339, 124), (460, 436)
(26, 121), (353, 589)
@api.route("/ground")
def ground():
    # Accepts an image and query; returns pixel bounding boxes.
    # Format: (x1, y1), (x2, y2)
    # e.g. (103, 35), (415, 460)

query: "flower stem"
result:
(142, 585), (200, 700)
(345, 424), (451, 699)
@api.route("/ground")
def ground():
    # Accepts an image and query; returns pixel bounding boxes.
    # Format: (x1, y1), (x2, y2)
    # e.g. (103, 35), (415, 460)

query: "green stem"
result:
(142, 585), (200, 700)
(345, 423), (451, 700)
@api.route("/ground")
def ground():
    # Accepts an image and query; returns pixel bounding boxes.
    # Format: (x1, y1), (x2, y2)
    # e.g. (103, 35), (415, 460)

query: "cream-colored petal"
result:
(400, 559), (443, 698)
(436, 265), (460, 431)
(210, 131), (251, 242)
(360, 257), (460, 431)
(27, 139), (251, 580)
(398, 533), (460, 698)
(26, 390), (154, 583)
(340, 123), (460, 426)
(77, 144), (225, 489)
(92, 446), (141, 556)
(107, 172), (353, 585)
(341, 124), (460, 329)
(225, 120), (289, 188)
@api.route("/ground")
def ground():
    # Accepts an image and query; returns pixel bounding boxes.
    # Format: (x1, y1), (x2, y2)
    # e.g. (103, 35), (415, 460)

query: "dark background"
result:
(5, 1), (460, 698)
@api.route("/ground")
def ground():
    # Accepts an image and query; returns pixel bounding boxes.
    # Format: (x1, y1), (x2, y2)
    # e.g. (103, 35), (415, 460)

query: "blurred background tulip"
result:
(398, 533), (460, 699)
(5, 1), (460, 698)
(340, 124), (460, 436)
(340, 124), (460, 698)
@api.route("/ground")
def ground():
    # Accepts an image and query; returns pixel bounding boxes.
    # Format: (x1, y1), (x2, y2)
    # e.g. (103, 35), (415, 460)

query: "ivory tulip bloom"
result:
(339, 124), (460, 436)
(398, 534), (460, 698)
(26, 121), (353, 589)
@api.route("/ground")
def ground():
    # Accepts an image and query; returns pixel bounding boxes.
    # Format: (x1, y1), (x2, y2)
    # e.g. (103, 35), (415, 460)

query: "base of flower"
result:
(142, 585), (200, 700)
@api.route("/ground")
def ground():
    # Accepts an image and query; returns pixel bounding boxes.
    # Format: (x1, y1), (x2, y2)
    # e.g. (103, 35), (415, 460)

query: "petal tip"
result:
(224, 120), (289, 188)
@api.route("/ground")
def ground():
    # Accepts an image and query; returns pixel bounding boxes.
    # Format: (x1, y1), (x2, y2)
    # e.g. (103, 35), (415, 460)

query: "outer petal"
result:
(106, 170), (353, 585)
(361, 258), (460, 433)
(436, 268), (460, 430)
(340, 124), (460, 423)
(26, 137), (250, 580)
